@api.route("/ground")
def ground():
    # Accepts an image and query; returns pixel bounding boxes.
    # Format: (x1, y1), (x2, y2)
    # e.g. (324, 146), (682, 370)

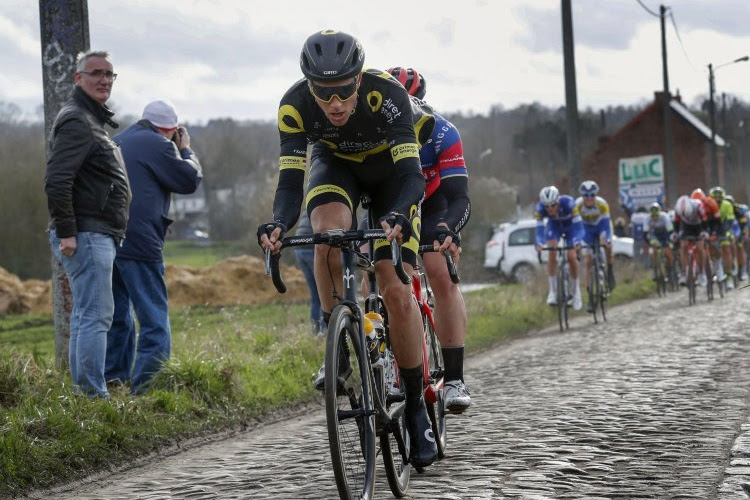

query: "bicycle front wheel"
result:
(325, 305), (377, 500)
(423, 313), (447, 457)
(379, 352), (410, 497)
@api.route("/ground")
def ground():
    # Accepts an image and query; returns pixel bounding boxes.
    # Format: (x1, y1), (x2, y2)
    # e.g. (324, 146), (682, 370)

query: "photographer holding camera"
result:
(105, 99), (202, 394)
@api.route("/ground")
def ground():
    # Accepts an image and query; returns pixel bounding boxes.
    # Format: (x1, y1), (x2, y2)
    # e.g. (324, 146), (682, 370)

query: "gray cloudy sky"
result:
(4, 0), (750, 124)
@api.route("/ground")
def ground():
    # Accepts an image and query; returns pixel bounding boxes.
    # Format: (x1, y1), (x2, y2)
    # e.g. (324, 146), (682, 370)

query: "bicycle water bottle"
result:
(364, 312), (385, 364)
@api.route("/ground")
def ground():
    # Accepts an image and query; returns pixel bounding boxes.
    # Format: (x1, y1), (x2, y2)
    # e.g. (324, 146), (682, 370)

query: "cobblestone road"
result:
(29, 289), (750, 499)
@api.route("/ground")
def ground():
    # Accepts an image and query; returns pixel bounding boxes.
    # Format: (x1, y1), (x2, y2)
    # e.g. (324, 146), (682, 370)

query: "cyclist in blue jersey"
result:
(258, 31), (437, 468)
(387, 67), (472, 413)
(575, 180), (616, 313)
(534, 186), (584, 310)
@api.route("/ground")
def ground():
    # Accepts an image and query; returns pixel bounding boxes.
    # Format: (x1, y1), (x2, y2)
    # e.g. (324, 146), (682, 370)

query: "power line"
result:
(668, 10), (699, 73)
(635, 0), (659, 17)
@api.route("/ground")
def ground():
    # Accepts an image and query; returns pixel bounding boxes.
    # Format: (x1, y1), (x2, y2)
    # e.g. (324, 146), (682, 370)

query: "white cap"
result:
(142, 99), (178, 129)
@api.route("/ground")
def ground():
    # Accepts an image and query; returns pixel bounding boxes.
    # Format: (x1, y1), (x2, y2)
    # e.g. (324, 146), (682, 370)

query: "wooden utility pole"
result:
(39, 0), (89, 370)
(561, 0), (581, 189)
(660, 5), (677, 207)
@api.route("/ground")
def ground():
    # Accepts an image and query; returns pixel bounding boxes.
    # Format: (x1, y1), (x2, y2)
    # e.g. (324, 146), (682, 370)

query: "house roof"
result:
(594, 95), (726, 157)
(669, 99), (726, 147)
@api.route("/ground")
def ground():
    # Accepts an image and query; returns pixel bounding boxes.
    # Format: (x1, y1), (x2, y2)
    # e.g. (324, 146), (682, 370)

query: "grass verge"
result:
(0, 267), (652, 497)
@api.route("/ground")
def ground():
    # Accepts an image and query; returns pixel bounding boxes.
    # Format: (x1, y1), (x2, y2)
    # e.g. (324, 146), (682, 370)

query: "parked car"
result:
(483, 219), (634, 283)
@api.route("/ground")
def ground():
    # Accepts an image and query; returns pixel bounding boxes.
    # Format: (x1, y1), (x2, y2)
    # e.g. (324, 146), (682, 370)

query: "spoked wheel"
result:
(706, 263), (715, 302)
(378, 355), (410, 498)
(557, 268), (567, 332)
(687, 257), (696, 306)
(325, 305), (376, 500)
(589, 273), (599, 324)
(597, 262), (608, 322)
(423, 315), (447, 458)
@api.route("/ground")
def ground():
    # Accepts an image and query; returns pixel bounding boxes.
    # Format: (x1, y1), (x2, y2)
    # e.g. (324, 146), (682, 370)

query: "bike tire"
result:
(423, 314), (447, 457)
(598, 259), (608, 322)
(378, 353), (410, 498)
(687, 255), (696, 306)
(325, 305), (376, 500)
(589, 262), (599, 324)
(557, 267), (566, 332)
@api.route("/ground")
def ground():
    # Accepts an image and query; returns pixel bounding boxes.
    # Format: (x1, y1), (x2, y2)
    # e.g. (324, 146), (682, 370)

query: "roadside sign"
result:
(618, 154), (665, 212)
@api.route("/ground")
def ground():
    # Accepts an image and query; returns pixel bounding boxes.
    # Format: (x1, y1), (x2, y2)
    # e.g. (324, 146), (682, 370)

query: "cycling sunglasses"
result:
(308, 78), (359, 103)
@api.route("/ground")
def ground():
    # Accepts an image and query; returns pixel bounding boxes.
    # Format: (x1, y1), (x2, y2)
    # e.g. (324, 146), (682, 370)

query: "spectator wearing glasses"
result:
(45, 50), (131, 398)
(105, 99), (202, 394)
(533, 186), (584, 309)
(575, 180), (616, 313)
(258, 30), (438, 468)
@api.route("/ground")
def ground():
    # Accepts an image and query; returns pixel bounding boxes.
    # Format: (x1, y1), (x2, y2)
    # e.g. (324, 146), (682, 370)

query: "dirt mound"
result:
(0, 255), (309, 315)
(166, 255), (309, 308)
(0, 267), (52, 314)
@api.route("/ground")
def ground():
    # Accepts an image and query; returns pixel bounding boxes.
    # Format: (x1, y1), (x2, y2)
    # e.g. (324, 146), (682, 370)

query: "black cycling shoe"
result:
(607, 265), (616, 291)
(405, 397), (437, 468)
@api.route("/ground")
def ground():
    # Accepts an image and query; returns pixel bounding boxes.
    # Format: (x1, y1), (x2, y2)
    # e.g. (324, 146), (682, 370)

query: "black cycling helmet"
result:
(387, 67), (426, 99)
(300, 30), (365, 82)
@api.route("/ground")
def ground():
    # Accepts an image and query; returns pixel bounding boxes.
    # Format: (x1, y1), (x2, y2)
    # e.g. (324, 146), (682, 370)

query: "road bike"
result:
(539, 237), (578, 332)
(683, 236), (699, 306)
(650, 241), (675, 297)
(584, 238), (609, 323)
(265, 210), (458, 500)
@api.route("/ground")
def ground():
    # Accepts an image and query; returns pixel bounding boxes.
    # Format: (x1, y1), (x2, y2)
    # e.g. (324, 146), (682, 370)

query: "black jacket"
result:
(45, 86), (131, 240)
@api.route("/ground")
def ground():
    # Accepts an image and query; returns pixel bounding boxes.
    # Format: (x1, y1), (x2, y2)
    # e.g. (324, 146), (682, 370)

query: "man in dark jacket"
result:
(105, 99), (202, 394)
(45, 50), (131, 399)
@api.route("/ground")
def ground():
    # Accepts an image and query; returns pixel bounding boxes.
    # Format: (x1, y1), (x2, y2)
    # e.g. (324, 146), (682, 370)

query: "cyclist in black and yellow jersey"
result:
(257, 30), (437, 468)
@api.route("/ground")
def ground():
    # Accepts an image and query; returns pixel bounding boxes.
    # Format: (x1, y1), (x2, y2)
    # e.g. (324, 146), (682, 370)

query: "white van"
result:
(483, 219), (634, 282)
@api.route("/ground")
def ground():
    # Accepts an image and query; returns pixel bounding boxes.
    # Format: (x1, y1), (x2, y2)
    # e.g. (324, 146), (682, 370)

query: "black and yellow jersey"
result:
(272, 69), (434, 228)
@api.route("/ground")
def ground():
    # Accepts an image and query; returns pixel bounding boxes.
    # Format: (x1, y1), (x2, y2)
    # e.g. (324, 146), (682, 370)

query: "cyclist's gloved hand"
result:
(433, 227), (461, 247)
(257, 221), (287, 248)
(670, 232), (679, 242)
(380, 211), (412, 242)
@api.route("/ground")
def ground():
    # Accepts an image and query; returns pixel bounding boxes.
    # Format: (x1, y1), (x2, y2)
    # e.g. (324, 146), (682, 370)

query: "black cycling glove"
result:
(256, 221), (287, 247)
(433, 227), (461, 247)
(380, 212), (412, 242)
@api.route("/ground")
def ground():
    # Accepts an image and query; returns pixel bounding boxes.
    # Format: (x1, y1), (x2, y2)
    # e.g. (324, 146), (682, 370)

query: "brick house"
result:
(581, 91), (726, 219)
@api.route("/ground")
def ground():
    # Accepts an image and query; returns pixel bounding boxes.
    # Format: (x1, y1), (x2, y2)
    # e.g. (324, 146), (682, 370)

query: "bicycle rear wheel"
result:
(423, 313), (447, 457)
(325, 305), (376, 500)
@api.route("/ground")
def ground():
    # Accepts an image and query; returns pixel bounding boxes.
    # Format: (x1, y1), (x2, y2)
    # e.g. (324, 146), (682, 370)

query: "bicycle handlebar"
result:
(264, 228), (410, 293)
(537, 245), (580, 264)
(418, 245), (460, 284)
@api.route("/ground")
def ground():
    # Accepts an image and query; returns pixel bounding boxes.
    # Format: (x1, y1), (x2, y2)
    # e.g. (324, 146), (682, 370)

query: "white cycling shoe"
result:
(444, 380), (472, 414)
(546, 290), (557, 306)
(697, 273), (708, 287)
(572, 289), (582, 310)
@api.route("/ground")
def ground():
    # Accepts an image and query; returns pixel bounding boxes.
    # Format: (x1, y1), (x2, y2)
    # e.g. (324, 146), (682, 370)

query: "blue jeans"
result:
(106, 258), (170, 394)
(294, 247), (323, 332)
(49, 230), (116, 398)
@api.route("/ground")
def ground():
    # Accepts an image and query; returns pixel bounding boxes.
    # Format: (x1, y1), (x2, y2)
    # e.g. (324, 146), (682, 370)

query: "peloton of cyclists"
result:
(534, 186), (584, 310)
(644, 202), (675, 282)
(258, 30), (437, 468)
(673, 194), (708, 286)
(386, 66), (472, 414)
(574, 180), (615, 313)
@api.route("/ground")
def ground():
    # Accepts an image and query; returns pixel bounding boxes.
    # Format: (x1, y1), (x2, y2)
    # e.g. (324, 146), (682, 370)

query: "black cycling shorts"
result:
(305, 147), (420, 267)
